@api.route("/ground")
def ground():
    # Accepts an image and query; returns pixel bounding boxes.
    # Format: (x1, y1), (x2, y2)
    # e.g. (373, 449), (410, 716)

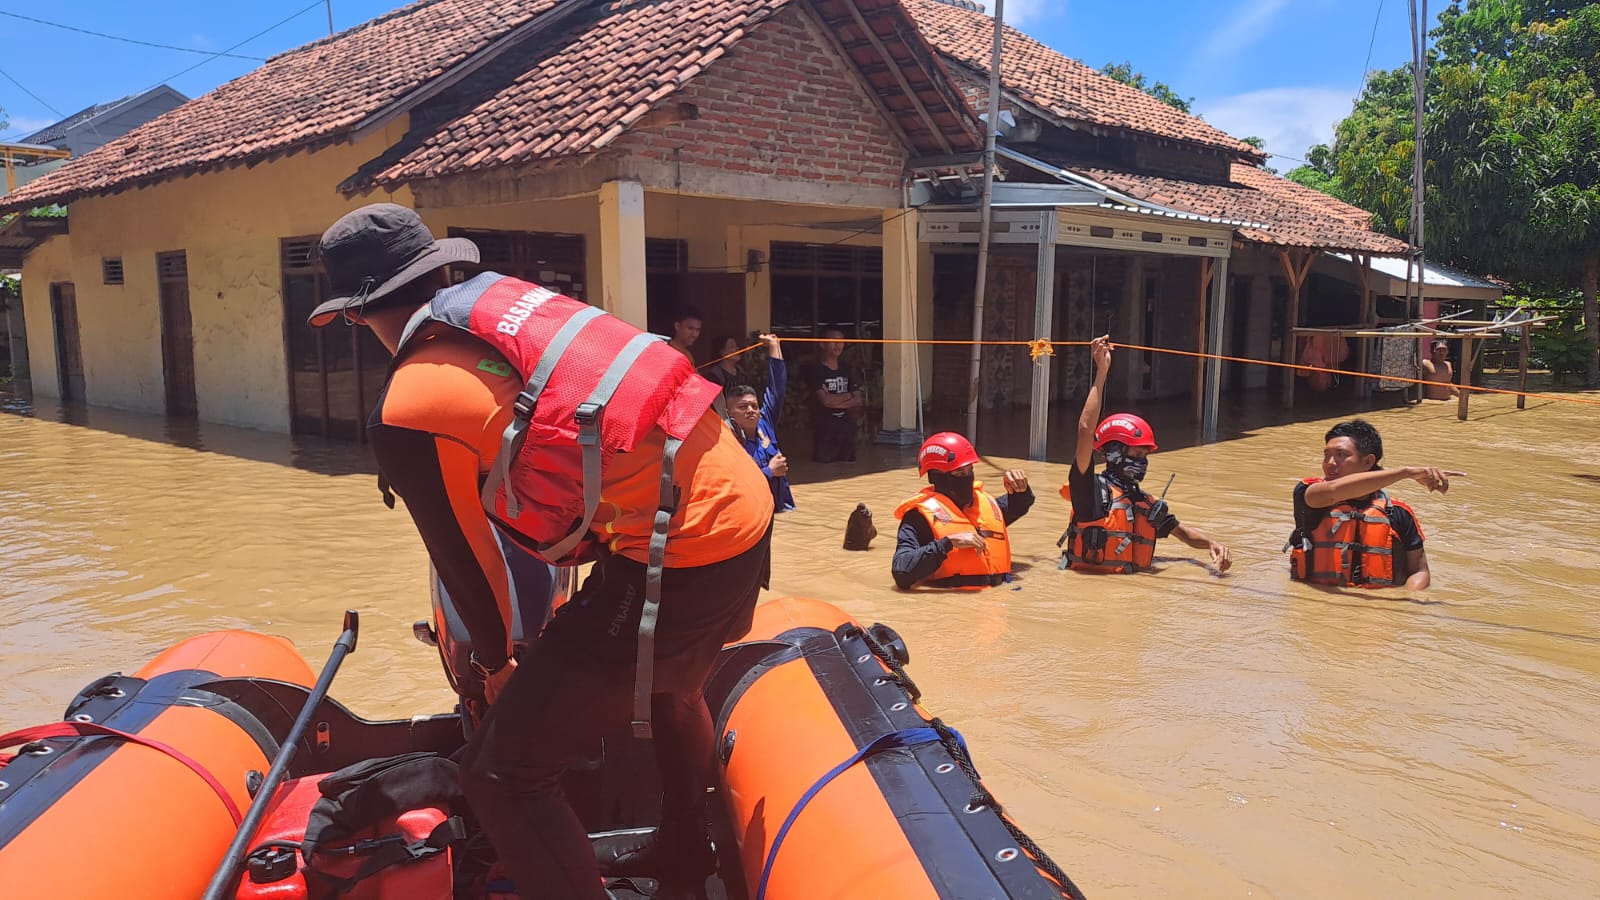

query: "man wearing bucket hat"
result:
(1059, 335), (1231, 575)
(308, 203), (773, 896)
(1419, 338), (1459, 400)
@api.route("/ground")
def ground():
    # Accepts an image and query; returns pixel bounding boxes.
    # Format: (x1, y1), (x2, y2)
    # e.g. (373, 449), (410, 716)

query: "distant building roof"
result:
(19, 86), (188, 148)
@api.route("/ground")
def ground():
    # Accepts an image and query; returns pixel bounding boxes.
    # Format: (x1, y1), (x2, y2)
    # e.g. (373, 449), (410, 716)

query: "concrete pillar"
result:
(597, 180), (647, 327)
(878, 207), (921, 443)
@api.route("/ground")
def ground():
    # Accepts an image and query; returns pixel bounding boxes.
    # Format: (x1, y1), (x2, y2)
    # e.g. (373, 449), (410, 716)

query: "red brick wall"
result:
(617, 7), (908, 189)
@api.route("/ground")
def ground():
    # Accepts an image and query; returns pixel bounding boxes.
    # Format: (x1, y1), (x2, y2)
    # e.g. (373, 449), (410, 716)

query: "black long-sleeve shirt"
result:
(891, 488), (1034, 589)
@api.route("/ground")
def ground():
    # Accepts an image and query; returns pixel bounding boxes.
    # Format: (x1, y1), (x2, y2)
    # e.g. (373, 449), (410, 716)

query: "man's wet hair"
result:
(1326, 418), (1383, 465)
(820, 327), (846, 339)
(725, 384), (759, 403)
(674, 307), (703, 325)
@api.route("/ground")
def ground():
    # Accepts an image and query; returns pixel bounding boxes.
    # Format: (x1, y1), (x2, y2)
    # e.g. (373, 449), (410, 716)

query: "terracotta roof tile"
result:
(903, 0), (1262, 159)
(1074, 162), (1411, 255)
(0, 0), (561, 213)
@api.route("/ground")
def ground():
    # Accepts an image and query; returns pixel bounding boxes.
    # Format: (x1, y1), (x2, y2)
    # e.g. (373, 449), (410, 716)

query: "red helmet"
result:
(918, 432), (979, 475)
(1093, 414), (1158, 451)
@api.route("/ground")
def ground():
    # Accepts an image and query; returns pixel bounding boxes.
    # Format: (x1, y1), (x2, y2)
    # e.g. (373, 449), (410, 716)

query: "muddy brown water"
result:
(3, 390), (1598, 898)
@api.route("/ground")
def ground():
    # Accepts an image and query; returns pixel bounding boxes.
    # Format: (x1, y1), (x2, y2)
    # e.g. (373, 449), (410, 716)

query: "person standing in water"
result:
(725, 333), (794, 512)
(891, 432), (1033, 590)
(805, 328), (864, 463)
(704, 334), (743, 390)
(1060, 336), (1232, 574)
(1287, 418), (1462, 590)
(1419, 339), (1459, 400)
(668, 307), (703, 363)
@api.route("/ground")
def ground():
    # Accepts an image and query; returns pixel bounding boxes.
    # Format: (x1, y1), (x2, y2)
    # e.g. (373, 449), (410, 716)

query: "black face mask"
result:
(929, 470), (975, 507)
(1102, 444), (1148, 489)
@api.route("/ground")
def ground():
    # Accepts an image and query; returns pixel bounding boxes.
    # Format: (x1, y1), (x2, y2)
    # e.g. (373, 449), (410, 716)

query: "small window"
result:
(102, 257), (124, 285)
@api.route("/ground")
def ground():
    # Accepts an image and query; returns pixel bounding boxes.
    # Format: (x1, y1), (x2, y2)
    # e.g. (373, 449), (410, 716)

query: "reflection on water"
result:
(4, 389), (1600, 898)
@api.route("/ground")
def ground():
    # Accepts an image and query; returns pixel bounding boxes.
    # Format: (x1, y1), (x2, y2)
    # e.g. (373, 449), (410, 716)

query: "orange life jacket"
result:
(1058, 478), (1157, 574)
(1286, 483), (1408, 587)
(893, 484), (1011, 589)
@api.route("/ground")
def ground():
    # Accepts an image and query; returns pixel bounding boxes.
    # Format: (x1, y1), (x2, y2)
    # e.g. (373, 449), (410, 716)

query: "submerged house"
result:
(0, 0), (1496, 452)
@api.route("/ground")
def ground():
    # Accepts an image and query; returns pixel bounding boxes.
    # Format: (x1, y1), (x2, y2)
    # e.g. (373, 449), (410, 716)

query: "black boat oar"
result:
(200, 610), (360, 900)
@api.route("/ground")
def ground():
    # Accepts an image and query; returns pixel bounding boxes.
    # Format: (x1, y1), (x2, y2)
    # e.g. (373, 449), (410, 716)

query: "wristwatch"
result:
(468, 651), (507, 679)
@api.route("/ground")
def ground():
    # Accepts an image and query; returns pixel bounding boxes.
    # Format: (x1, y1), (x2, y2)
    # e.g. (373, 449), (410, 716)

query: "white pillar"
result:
(598, 180), (647, 327)
(1027, 210), (1058, 460)
(1202, 254), (1230, 444)
(878, 208), (922, 442)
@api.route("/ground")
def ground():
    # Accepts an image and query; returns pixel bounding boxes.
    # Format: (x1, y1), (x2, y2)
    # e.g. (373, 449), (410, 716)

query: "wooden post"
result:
(1278, 249), (1315, 409)
(1456, 335), (1474, 421)
(1193, 256), (1214, 423)
(1517, 325), (1529, 409)
(1354, 253), (1373, 401)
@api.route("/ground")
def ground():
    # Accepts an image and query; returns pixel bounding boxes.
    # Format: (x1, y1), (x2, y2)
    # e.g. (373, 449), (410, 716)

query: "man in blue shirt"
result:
(725, 333), (795, 512)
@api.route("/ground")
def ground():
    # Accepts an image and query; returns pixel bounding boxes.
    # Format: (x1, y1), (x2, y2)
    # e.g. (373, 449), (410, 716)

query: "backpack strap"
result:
(538, 331), (665, 562)
(306, 816), (466, 898)
(483, 305), (605, 519)
(632, 434), (683, 739)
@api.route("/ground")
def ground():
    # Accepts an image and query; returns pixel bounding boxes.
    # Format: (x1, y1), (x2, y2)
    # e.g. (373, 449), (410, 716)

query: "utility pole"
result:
(1406, 0), (1429, 400)
(326, 1), (335, 36)
(966, 0), (1003, 438)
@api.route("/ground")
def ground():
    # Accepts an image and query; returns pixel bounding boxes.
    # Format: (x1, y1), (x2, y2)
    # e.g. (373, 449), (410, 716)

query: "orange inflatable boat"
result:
(0, 597), (1084, 899)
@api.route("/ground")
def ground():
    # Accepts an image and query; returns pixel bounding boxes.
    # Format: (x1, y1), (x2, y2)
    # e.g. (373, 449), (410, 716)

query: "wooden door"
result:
(680, 272), (747, 344)
(50, 282), (84, 400)
(157, 251), (198, 417)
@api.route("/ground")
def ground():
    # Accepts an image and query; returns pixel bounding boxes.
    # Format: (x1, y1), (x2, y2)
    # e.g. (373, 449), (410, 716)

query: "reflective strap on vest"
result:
(539, 331), (665, 563)
(396, 300), (437, 351)
(633, 434), (683, 739)
(482, 305), (606, 519)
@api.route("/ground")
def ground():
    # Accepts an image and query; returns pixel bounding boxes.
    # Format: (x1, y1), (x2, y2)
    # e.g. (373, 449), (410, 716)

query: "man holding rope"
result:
(1060, 336), (1232, 575)
(1287, 419), (1464, 590)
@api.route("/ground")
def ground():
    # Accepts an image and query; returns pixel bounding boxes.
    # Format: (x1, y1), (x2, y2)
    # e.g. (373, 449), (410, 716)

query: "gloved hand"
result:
(1144, 499), (1178, 539)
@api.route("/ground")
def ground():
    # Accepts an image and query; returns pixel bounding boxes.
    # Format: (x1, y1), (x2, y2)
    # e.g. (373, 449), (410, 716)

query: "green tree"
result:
(1099, 61), (1194, 113)
(1302, 0), (1600, 385)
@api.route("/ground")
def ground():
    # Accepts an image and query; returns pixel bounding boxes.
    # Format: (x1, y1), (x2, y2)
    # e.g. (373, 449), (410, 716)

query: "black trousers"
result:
(459, 528), (770, 899)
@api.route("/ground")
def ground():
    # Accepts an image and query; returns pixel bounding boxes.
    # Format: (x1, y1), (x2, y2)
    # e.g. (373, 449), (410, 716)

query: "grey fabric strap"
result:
(481, 305), (606, 518)
(538, 332), (665, 561)
(633, 434), (683, 739)
(395, 301), (437, 354)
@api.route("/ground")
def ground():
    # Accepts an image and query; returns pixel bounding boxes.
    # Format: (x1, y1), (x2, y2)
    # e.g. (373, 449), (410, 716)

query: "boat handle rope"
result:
(854, 628), (1088, 900)
(0, 721), (243, 825)
(754, 726), (950, 900)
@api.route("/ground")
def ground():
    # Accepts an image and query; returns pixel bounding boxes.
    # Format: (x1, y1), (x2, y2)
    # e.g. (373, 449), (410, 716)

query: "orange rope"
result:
(694, 336), (1600, 407)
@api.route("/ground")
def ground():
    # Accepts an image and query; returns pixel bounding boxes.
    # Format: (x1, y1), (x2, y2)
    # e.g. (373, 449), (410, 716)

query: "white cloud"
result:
(983, 0), (1055, 29)
(1193, 0), (1291, 72)
(1196, 86), (1354, 169)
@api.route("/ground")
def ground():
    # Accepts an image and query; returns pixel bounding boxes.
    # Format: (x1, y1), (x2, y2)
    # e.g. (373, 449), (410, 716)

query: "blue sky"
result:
(0, 0), (1444, 169)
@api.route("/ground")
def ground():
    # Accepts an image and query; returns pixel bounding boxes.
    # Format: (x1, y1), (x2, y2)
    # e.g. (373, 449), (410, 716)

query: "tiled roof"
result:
(358, 0), (976, 189)
(903, 0), (1263, 160)
(0, 0), (563, 213)
(351, 0), (776, 188)
(1076, 162), (1412, 255)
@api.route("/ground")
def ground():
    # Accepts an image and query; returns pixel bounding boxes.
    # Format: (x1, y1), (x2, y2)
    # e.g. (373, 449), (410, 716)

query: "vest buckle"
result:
(512, 390), (538, 420)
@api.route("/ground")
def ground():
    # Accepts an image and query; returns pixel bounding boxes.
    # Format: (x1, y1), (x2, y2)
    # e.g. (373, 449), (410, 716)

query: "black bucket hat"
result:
(307, 203), (479, 327)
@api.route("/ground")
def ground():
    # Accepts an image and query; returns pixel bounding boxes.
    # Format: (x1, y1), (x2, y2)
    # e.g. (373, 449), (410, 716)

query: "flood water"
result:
(3, 387), (1598, 898)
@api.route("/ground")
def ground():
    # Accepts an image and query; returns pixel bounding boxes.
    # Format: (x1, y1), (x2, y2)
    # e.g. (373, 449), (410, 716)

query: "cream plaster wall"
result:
(21, 124), (413, 430)
(18, 234), (73, 399)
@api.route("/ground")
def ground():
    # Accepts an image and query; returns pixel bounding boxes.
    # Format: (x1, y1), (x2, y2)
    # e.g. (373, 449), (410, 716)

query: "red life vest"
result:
(892, 484), (1011, 589)
(1058, 478), (1157, 574)
(1287, 482), (1410, 587)
(394, 272), (720, 738)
